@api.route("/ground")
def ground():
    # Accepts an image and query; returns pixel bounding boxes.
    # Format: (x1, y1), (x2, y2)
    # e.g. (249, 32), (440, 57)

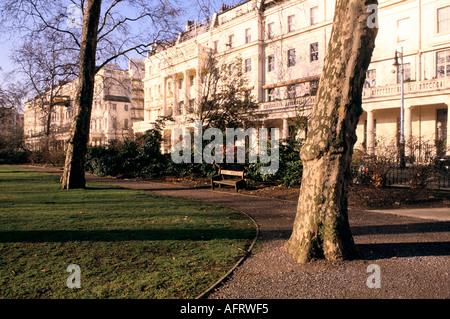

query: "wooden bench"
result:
(211, 169), (246, 192)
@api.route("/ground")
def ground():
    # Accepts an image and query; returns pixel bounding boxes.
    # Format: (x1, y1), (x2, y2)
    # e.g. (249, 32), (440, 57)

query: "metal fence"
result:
(352, 156), (450, 190)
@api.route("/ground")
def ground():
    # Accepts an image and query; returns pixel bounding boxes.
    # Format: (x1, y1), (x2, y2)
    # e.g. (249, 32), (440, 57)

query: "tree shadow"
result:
(353, 220), (450, 260)
(356, 242), (450, 260)
(351, 221), (450, 236)
(261, 221), (449, 260)
(0, 228), (255, 243)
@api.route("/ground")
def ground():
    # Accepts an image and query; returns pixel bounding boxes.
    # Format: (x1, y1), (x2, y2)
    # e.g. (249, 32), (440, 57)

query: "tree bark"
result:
(286, 0), (378, 263)
(61, 0), (102, 189)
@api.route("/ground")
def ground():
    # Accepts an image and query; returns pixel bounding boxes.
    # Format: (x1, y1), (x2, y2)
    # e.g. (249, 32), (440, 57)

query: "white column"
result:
(196, 67), (202, 114)
(162, 77), (167, 117)
(366, 110), (374, 154)
(256, 5), (264, 103)
(282, 118), (289, 139)
(184, 70), (189, 116)
(261, 119), (266, 128)
(173, 75), (178, 117)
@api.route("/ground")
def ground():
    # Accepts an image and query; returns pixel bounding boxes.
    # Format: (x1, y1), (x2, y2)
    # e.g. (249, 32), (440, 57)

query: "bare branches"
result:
(13, 29), (78, 97)
(1, 0), (182, 73)
(0, 71), (27, 113)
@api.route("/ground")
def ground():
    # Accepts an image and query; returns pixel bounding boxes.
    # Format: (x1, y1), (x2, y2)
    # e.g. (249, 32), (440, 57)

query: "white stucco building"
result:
(133, 0), (450, 158)
(24, 58), (145, 150)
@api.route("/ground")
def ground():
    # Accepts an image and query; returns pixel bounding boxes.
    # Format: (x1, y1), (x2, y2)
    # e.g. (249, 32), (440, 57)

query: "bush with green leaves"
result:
(85, 131), (304, 187)
(85, 128), (165, 178)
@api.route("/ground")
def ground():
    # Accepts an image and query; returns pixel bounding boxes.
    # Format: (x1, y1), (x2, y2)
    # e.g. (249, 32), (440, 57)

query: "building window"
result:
(268, 22), (275, 39)
(397, 63), (411, 83)
(267, 88), (275, 102)
(190, 75), (195, 87)
(310, 80), (319, 95)
(287, 85), (296, 99)
(244, 58), (252, 72)
(213, 40), (219, 53)
(437, 6), (450, 33)
(436, 109), (448, 156)
(288, 15), (295, 32)
(227, 34), (234, 49)
(310, 6), (319, 25)
(124, 118), (128, 130)
(310, 42), (319, 62)
(124, 104), (128, 111)
(188, 100), (195, 113)
(268, 55), (275, 72)
(245, 28), (251, 43)
(112, 103), (117, 111)
(288, 49), (296, 67)
(436, 50), (450, 78)
(177, 102), (183, 115)
(364, 69), (376, 88)
(397, 18), (410, 42)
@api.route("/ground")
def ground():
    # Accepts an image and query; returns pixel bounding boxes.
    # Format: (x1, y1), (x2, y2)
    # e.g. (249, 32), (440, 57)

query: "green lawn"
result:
(0, 166), (256, 298)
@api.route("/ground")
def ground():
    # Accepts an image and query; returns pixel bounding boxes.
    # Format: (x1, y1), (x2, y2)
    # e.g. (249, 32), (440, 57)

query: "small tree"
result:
(196, 53), (263, 131)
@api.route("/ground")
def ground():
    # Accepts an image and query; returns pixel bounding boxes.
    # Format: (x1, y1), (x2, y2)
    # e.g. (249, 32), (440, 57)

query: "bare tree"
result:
(1, 0), (180, 188)
(286, 0), (378, 263)
(0, 71), (26, 114)
(0, 71), (27, 150)
(13, 29), (78, 143)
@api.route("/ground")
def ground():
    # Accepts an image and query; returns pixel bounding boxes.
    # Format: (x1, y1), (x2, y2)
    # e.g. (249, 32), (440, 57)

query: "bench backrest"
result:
(220, 169), (244, 178)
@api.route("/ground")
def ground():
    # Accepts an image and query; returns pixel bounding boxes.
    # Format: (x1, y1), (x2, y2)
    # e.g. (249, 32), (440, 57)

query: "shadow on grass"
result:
(0, 228), (255, 243)
(102, 185), (212, 192)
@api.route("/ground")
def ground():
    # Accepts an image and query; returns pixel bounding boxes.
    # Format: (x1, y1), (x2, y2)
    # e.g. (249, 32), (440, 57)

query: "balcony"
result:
(260, 96), (315, 112)
(362, 77), (450, 99)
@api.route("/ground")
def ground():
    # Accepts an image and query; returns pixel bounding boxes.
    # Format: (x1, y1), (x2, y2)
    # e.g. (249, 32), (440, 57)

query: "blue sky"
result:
(0, 0), (232, 77)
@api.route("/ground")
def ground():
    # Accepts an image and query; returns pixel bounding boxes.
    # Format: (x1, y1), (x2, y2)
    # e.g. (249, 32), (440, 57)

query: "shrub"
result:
(85, 146), (121, 177)
(84, 131), (305, 187)
(0, 149), (30, 164)
(279, 160), (303, 187)
(85, 129), (166, 178)
(277, 138), (303, 187)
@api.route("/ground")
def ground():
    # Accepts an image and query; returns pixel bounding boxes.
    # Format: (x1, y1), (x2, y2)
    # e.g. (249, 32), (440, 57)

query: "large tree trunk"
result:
(61, 0), (102, 189)
(287, 0), (378, 263)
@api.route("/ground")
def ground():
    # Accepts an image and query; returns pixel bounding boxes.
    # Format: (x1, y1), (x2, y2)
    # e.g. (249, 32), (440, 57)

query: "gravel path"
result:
(19, 166), (450, 299)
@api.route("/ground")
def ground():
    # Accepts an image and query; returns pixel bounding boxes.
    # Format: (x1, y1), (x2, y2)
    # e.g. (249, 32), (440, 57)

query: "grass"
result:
(0, 165), (256, 299)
